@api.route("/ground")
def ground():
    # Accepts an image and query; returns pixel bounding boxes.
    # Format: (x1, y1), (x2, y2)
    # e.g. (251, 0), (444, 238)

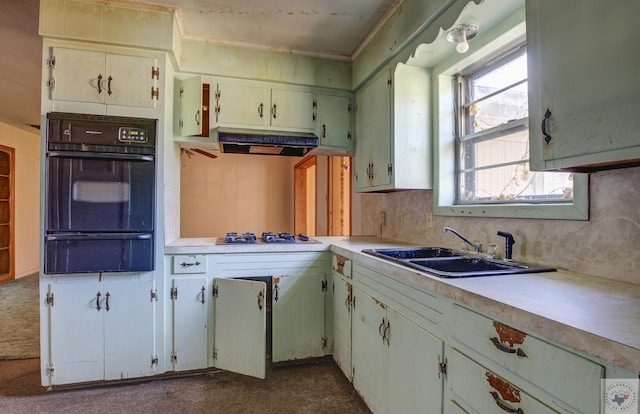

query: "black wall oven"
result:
(45, 112), (157, 274)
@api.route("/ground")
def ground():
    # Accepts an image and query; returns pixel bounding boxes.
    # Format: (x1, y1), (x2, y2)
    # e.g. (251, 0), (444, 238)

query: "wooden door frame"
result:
(0, 145), (14, 284)
(294, 156), (316, 235)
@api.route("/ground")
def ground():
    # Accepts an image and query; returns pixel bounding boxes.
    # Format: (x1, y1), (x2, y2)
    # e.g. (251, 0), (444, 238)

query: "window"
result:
(454, 43), (573, 205)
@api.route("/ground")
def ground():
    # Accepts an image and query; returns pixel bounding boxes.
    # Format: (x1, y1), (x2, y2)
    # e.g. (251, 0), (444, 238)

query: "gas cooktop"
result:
(218, 232), (317, 244)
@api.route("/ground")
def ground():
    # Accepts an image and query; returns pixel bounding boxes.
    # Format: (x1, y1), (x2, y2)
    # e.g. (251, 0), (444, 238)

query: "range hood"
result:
(213, 128), (318, 157)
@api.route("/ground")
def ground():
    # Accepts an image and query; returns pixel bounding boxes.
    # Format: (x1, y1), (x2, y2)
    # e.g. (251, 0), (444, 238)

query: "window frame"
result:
(433, 18), (589, 220)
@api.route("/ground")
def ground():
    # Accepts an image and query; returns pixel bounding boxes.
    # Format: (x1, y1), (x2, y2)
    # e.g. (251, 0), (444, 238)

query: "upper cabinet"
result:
(527, 0), (640, 171)
(354, 63), (431, 192)
(314, 92), (355, 154)
(45, 46), (162, 117)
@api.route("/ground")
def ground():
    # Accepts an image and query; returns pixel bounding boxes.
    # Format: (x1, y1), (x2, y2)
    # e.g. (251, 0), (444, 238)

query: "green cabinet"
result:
(354, 63), (431, 192)
(314, 93), (354, 154)
(331, 254), (353, 380)
(527, 0), (640, 171)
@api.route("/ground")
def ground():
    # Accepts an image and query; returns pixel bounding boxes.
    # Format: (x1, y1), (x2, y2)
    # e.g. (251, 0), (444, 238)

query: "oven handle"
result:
(46, 233), (153, 241)
(48, 151), (154, 162)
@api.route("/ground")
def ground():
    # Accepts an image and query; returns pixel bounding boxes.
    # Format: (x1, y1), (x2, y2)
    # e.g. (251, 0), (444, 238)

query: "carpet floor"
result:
(0, 273), (40, 360)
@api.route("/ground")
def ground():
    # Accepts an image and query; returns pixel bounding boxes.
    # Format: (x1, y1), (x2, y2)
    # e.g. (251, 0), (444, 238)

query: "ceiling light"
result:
(446, 23), (479, 54)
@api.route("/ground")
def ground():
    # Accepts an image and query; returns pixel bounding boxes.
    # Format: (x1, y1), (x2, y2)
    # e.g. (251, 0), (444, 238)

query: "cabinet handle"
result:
(180, 261), (201, 267)
(490, 337), (528, 357)
(258, 103), (264, 118)
(378, 318), (386, 339)
(272, 103), (277, 119)
(107, 75), (113, 96)
(97, 74), (103, 94)
(383, 321), (390, 345)
(105, 292), (110, 312)
(490, 391), (525, 414)
(200, 286), (205, 304)
(257, 291), (264, 311)
(322, 124), (326, 138)
(273, 284), (279, 302)
(541, 108), (552, 144)
(96, 291), (102, 311)
(195, 109), (201, 127)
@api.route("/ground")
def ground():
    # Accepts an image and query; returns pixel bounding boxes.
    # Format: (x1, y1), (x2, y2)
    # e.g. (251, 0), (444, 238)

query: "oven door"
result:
(46, 151), (155, 232)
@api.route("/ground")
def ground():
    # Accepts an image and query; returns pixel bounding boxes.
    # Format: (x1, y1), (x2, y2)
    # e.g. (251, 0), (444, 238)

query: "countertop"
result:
(166, 236), (640, 374)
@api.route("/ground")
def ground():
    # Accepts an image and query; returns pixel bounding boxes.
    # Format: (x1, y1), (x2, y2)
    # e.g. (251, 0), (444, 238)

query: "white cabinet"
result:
(314, 92), (354, 154)
(331, 254), (352, 379)
(46, 47), (160, 113)
(351, 286), (443, 414)
(42, 276), (156, 385)
(354, 63), (431, 192)
(170, 276), (209, 371)
(527, 0), (640, 171)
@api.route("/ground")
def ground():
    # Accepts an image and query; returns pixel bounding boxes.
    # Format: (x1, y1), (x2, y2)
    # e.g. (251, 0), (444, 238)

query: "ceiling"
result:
(0, 0), (402, 129)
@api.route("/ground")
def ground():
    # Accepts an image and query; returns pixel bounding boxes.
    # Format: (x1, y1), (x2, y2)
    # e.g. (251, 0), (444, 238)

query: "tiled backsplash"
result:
(360, 166), (640, 285)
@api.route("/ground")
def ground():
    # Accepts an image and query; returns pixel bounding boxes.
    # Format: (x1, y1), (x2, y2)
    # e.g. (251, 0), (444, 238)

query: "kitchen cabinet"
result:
(313, 92), (354, 153)
(331, 254), (352, 379)
(42, 276), (156, 385)
(351, 285), (443, 414)
(46, 47), (160, 114)
(354, 63), (431, 192)
(447, 304), (604, 413)
(169, 255), (209, 372)
(527, 0), (640, 171)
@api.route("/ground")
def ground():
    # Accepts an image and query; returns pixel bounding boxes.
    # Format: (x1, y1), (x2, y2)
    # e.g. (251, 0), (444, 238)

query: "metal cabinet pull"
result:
(200, 286), (205, 304)
(96, 291), (102, 311)
(383, 322), (390, 345)
(378, 318), (386, 338)
(322, 124), (326, 138)
(490, 391), (524, 414)
(180, 261), (201, 267)
(273, 284), (279, 302)
(258, 103), (264, 118)
(195, 109), (201, 127)
(107, 76), (113, 96)
(541, 108), (552, 144)
(105, 292), (110, 312)
(490, 337), (528, 357)
(97, 74), (103, 94)
(272, 103), (277, 119)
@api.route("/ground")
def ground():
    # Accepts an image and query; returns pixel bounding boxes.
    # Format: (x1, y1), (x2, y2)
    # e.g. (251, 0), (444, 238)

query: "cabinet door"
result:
(48, 281), (104, 384)
(528, 0), (640, 170)
(351, 287), (388, 414)
(332, 276), (352, 380)
(355, 69), (391, 191)
(103, 278), (155, 380)
(387, 306), (443, 414)
(50, 48), (105, 104)
(171, 277), (209, 371)
(270, 88), (316, 130)
(213, 278), (266, 379)
(176, 76), (205, 136)
(272, 273), (326, 362)
(215, 80), (269, 128)
(317, 94), (354, 151)
(105, 54), (156, 108)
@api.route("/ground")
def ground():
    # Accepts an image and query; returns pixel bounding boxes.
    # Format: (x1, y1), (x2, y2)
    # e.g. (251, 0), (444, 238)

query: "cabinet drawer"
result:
(332, 254), (351, 278)
(451, 305), (603, 413)
(172, 255), (207, 274)
(447, 348), (558, 414)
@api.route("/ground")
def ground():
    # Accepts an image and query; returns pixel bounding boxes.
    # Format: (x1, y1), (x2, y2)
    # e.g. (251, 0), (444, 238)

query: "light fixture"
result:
(446, 23), (479, 54)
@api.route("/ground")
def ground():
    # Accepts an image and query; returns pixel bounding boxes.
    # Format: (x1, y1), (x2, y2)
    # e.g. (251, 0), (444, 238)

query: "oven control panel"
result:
(118, 127), (148, 143)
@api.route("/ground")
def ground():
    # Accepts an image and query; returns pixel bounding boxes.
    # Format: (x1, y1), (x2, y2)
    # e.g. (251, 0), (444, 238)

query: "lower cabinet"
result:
(42, 276), (156, 385)
(351, 286), (444, 414)
(332, 272), (353, 380)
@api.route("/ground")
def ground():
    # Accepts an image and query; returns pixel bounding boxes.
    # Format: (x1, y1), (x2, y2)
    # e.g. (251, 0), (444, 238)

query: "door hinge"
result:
(387, 77), (393, 87)
(179, 119), (184, 130)
(322, 336), (328, 349)
(388, 163), (393, 176)
(45, 292), (55, 307)
(151, 87), (159, 100)
(212, 348), (218, 360)
(48, 56), (56, 69)
(348, 103), (353, 113)
(321, 280), (328, 292)
(212, 285), (219, 298)
(151, 66), (160, 80)
(150, 289), (158, 302)
(170, 287), (178, 300)
(47, 77), (56, 92)
(46, 363), (55, 377)
(179, 86), (184, 98)
(438, 356), (447, 379)
(170, 352), (177, 363)
(151, 355), (159, 367)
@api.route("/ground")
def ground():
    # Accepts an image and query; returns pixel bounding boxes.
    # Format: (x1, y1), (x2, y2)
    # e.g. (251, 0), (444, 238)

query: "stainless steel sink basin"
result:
(362, 247), (556, 278)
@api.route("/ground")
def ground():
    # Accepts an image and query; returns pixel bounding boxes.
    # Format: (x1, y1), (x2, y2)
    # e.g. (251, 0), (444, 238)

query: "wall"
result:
(359, 166), (640, 285)
(180, 151), (298, 236)
(0, 121), (40, 278)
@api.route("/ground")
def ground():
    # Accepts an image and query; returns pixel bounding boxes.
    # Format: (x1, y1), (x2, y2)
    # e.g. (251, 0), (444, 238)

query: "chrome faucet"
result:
(444, 227), (482, 253)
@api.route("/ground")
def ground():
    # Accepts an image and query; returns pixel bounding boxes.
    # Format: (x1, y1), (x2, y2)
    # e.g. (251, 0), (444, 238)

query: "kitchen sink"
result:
(362, 247), (556, 278)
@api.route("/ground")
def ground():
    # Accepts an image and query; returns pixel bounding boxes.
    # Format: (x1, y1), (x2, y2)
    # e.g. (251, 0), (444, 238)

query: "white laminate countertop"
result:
(166, 236), (640, 374)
